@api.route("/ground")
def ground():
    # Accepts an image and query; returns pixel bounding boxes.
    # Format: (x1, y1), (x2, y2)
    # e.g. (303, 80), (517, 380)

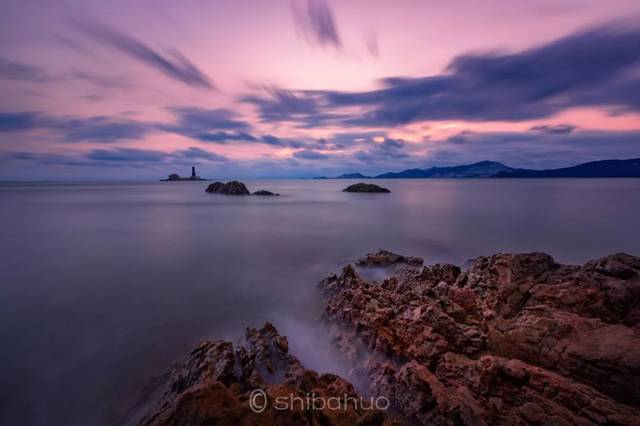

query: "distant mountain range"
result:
(328, 158), (640, 179)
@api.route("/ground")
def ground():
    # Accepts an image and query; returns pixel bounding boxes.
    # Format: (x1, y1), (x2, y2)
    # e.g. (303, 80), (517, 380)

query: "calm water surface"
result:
(1, 179), (639, 425)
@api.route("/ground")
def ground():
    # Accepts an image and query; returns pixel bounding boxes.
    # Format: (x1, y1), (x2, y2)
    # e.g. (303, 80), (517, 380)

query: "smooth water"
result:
(1, 179), (639, 425)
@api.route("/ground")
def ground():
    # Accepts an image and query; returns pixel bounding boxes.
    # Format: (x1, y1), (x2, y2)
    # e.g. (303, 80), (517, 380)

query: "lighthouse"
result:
(191, 166), (196, 178)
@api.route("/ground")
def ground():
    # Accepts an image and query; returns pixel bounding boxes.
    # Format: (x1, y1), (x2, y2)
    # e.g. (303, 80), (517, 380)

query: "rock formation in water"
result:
(139, 323), (390, 425)
(205, 181), (250, 195)
(343, 183), (390, 193)
(138, 250), (640, 425)
(253, 190), (279, 196)
(205, 182), (281, 196)
(319, 250), (640, 425)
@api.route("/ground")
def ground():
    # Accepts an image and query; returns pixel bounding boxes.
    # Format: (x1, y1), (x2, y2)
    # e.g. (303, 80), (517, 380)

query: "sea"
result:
(1, 178), (639, 425)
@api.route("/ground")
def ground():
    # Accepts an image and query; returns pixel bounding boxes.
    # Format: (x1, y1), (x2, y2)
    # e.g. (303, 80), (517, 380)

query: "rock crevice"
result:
(318, 251), (640, 424)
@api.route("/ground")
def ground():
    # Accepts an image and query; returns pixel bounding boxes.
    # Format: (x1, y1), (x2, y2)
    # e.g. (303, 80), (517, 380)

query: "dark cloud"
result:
(530, 124), (576, 134)
(87, 147), (229, 164)
(325, 131), (383, 147)
(194, 131), (258, 144)
(66, 70), (132, 89)
(341, 23), (640, 125)
(244, 22), (640, 127)
(293, 149), (330, 160)
(240, 87), (320, 121)
(290, 135), (411, 165)
(167, 107), (251, 131)
(0, 112), (44, 132)
(291, 0), (342, 49)
(353, 138), (410, 163)
(447, 135), (466, 144)
(1, 151), (98, 167)
(0, 57), (51, 82)
(163, 106), (316, 148)
(0, 111), (151, 142)
(0, 56), (134, 89)
(261, 134), (286, 146)
(261, 134), (307, 148)
(172, 147), (229, 162)
(2, 146), (230, 169)
(2, 107), (304, 147)
(161, 107), (256, 143)
(71, 20), (214, 89)
(240, 87), (343, 128)
(62, 116), (151, 142)
(87, 148), (167, 162)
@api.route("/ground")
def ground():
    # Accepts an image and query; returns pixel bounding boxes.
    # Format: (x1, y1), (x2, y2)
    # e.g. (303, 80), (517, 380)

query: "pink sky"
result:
(1, 0), (639, 179)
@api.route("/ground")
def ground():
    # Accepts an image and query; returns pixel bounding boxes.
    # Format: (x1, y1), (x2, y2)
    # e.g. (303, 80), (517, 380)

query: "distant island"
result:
(324, 158), (640, 179)
(161, 166), (208, 181)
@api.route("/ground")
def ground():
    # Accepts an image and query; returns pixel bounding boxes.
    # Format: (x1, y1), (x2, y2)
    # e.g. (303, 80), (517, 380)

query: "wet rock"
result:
(343, 183), (390, 193)
(217, 181), (250, 195)
(138, 323), (390, 426)
(205, 181), (250, 195)
(319, 251), (640, 424)
(204, 181), (224, 193)
(138, 251), (640, 425)
(253, 190), (279, 196)
(358, 250), (423, 267)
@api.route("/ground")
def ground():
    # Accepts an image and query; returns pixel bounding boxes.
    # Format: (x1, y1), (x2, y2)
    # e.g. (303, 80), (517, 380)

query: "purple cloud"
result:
(291, 0), (342, 49)
(71, 20), (214, 89)
(0, 57), (51, 82)
(530, 124), (576, 134)
(244, 22), (640, 127)
(293, 149), (330, 160)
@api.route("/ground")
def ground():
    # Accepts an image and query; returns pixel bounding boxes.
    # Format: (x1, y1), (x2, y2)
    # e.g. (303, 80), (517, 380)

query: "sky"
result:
(1, 0), (639, 180)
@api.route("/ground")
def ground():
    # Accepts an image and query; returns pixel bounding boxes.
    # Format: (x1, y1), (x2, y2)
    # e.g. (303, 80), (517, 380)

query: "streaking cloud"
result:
(291, 0), (342, 49)
(71, 20), (214, 89)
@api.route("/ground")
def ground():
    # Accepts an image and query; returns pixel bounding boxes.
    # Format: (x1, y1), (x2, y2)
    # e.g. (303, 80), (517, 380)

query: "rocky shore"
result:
(138, 323), (388, 425)
(139, 250), (640, 425)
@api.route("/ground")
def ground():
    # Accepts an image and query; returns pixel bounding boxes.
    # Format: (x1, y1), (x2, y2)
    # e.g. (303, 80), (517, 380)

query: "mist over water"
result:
(1, 179), (639, 425)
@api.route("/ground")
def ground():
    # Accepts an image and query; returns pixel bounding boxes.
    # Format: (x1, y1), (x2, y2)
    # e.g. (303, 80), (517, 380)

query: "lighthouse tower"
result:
(191, 166), (196, 179)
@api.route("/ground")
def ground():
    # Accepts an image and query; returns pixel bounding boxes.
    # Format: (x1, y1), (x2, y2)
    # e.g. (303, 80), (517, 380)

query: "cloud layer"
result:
(243, 22), (640, 127)
(1, 5), (639, 180)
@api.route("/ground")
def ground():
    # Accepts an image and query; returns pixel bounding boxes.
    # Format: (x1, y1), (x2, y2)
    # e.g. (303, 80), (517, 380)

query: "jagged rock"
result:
(138, 251), (640, 425)
(139, 323), (390, 426)
(318, 250), (640, 425)
(205, 181), (250, 195)
(343, 183), (390, 193)
(358, 250), (423, 267)
(253, 190), (279, 196)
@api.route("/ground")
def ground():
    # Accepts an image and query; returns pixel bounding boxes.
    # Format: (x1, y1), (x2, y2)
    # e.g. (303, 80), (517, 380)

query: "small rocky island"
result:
(343, 183), (390, 193)
(252, 190), (279, 196)
(161, 167), (207, 181)
(137, 250), (640, 425)
(160, 167), (208, 182)
(205, 181), (279, 196)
